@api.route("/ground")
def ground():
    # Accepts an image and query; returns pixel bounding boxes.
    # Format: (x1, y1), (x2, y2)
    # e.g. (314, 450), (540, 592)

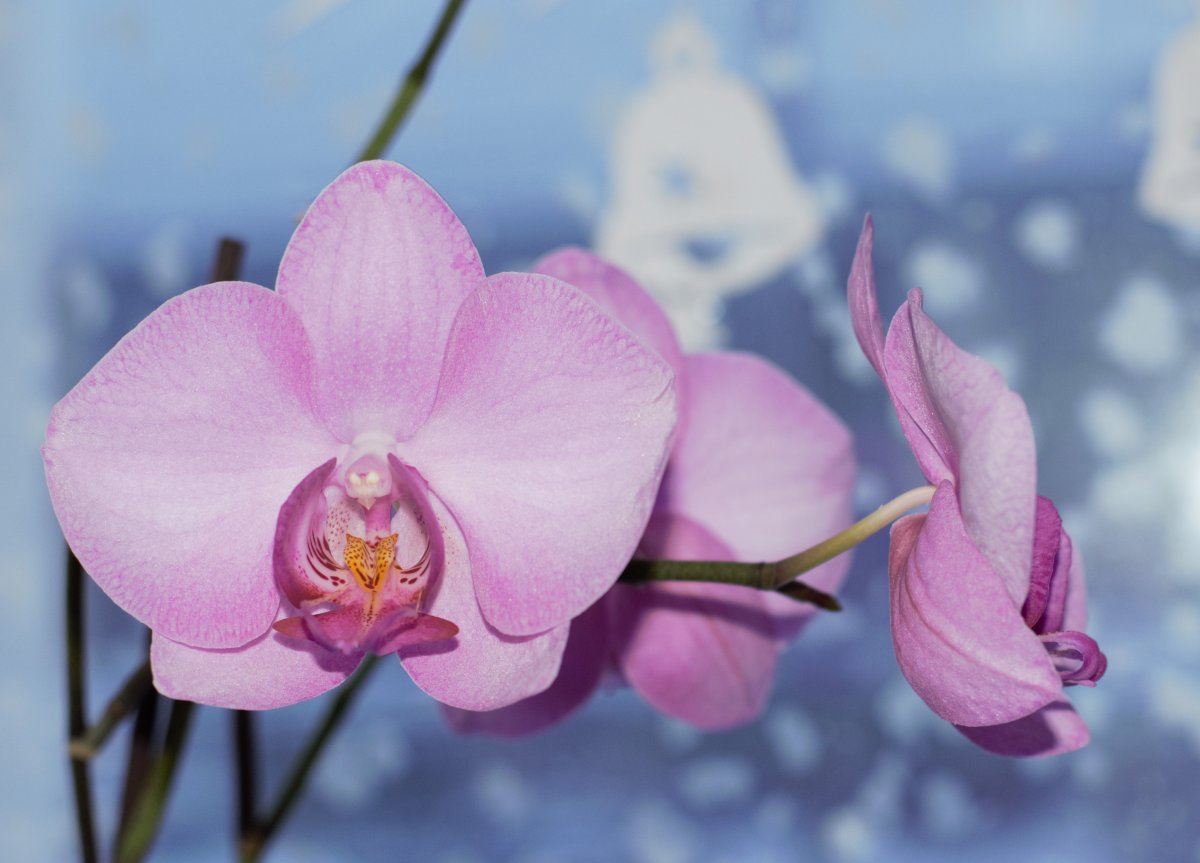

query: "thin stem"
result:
(234, 711), (259, 848)
(354, 0), (469, 163)
(115, 655), (159, 849)
(621, 486), (937, 604)
(69, 659), (153, 760)
(115, 699), (197, 863)
(241, 655), (381, 863)
(66, 549), (100, 863)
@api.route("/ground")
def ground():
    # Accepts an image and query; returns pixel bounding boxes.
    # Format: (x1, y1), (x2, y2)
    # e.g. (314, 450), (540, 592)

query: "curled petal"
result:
(847, 215), (887, 378)
(44, 282), (335, 648)
(277, 161), (485, 441)
(151, 606), (361, 710)
(442, 599), (611, 737)
(404, 272), (677, 636)
(1038, 631), (1107, 687)
(888, 292), (1037, 607)
(399, 495), (570, 710)
(1023, 496), (1064, 629)
(956, 700), (1090, 758)
(889, 484), (1063, 728)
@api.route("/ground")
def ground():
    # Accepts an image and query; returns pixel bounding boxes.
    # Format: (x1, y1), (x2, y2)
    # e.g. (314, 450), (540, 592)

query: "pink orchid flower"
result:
(43, 161), (677, 712)
(848, 217), (1105, 757)
(446, 249), (855, 734)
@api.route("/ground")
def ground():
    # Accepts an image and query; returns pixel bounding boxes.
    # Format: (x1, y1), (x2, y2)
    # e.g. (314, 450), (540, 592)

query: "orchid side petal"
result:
(534, 247), (686, 384)
(398, 494), (570, 710)
(658, 352), (855, 641)
(889, 484), (1063, 728)
(621, 514), (779, 730)
(151, 608), (361, 710)
(441, 599), (611, 737)
(276, 160), (485, 441)
(404, 272), (676, 636)
(44, 282), (335, 648)
(892, 292), (1038, 606)
(956, 700), (1090, 757)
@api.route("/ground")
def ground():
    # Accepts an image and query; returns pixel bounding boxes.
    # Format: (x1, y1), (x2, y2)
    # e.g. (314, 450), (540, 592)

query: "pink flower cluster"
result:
(44, 163), (1103, 755)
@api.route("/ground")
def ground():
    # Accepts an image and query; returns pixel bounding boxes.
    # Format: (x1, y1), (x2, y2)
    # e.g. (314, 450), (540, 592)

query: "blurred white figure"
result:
(596, 13), (824, 349)
(1139, 5), (1200, 230)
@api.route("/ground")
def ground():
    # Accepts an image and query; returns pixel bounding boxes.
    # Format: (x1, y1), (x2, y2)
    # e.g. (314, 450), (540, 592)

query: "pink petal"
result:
(956, 700), (1089, 757)
(441, 599), (611, 737)
(403, 272), (677, 636)
(888, 292), (1037, 607)
(399, 494), (570, 710)
(151, 606), (361, 710)
(619, 513), (779, 729)
(44, 282), (336, 648)
(534, 247), (686, 383)
(1060, 530), (1089, 633)
(276, 161), (485, 442)
(889, 484), (1064, 728)
(659, 352), (855, 640)
(847, 215), (887, 378)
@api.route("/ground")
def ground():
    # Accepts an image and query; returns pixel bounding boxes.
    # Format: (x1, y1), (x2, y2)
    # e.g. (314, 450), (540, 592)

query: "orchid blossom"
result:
(44, 161), (677, 712)
(446, 249), (855, 733)
(848, 216), (1105, 757)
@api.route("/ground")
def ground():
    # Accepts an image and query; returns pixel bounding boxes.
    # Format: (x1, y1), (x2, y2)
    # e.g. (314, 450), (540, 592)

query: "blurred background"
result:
(4, 0), (1200, 860)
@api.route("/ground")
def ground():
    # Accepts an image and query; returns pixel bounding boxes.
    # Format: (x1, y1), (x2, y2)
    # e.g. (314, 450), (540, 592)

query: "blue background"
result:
(3, 1), (1199, 860)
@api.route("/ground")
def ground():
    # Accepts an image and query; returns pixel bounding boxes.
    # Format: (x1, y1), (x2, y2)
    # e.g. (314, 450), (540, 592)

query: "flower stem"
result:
(240, 654), (381, 863)
(115, 699), (197, 863)
(69, 659), (153, 760)
(65, 548), (99, 863)
(234, 710), (259, 847)
(354, 0), (469, 163)
(620, 485), (937, 606)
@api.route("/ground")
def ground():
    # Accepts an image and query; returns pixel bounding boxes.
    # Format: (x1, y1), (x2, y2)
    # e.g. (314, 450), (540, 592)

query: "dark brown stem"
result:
(66, 548), (99, 863)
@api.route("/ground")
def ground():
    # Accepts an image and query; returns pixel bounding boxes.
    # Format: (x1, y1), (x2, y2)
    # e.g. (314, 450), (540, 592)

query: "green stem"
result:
(69, 660), (153, 760)
(241, 655), (381, 863)
(65, 549), (99, 863)
(354, 0), (469, 163)
(115, 699), (197, 863)
(620, 485), (937, 605)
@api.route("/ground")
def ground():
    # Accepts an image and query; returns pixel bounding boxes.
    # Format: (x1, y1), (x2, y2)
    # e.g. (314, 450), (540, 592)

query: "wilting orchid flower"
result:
(446, 249), (854, 734)
(848, 217), (1105, 757)
(43, 161), (677, 711)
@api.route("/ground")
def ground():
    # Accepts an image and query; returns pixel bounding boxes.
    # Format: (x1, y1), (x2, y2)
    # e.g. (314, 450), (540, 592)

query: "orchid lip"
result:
(272, 451), (454, 656)
(1038, 631), (1107, 687)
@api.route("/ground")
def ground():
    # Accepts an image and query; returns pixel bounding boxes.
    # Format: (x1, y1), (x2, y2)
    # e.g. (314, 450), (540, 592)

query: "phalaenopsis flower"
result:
(447, 249), (855, 734)
(849, 217), (1105, 756)
(44, 161), (677, 711)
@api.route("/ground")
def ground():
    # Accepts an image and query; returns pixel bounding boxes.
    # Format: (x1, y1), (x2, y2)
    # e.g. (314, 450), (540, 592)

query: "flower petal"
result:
(888, 291), (1037, 607)
(441, 599), (611, 737)
(658, 352), (855, 640)
(847, 215), (887, 378)
(534, 247), (686, 383)
(399, 495), (570, 710)
(276, 161), (485, 441)
(956, 700), (1089, 757)
(151, 607), (361, 710)
(404, 272), (677, 636)
(1061, 530), (1089, 633)
(620, 514), (780, 729)
(889, 484), (1063, 727)
(44, 282), (335, 648)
